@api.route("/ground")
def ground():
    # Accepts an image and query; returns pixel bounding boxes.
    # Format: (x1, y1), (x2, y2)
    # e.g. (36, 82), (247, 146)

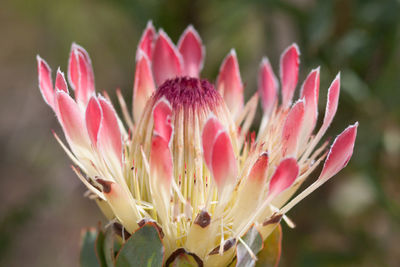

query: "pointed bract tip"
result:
(157, 28), (168, 38)
(37, 54), (50, 67)
(71, 42), (84, 53)
(313, 66), (321, 73)
(280, 43), (300, 63)
(260, 56), (271, 66)
(178, 24), (203, 47)
(146, 20), (155, 29)
(289, 43), (300, 55)
(181, 24), (198, 36)
(319, 122), (358, 182)
(142, 22), (156, 39)
(71, 42), (88, 52)
(36, 54), (43, 62)
(37, 56), (55, 108)
(55, 67), (68, 93)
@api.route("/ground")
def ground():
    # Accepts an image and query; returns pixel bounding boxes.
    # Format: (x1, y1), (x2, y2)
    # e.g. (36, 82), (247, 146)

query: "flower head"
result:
(37, 21), (358, 265)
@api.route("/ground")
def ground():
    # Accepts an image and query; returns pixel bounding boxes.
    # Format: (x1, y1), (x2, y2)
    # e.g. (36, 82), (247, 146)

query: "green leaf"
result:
(80, 228), (100, 267)
(95, 229), (107, 267)
(165, 248), (203, 267)
(256, 224), (282, 267)
(236, 227), (263, 267)
(103, 226), (117, 267)
(115, 223), (164, 267)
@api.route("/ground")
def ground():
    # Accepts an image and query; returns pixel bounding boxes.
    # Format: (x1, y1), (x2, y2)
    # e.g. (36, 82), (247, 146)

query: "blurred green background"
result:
(1, 0), (399, 266)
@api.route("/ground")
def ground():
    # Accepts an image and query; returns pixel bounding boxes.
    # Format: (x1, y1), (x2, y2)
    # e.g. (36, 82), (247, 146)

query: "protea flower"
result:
(37, 21), (358, 266)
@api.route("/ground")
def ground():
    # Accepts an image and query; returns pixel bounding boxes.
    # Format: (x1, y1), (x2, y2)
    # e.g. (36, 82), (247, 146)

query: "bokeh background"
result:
(1, 0), (400, 266)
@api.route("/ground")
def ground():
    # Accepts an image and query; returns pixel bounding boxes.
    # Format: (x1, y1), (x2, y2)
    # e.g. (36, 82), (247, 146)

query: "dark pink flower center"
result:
(154, 77), (221, 109)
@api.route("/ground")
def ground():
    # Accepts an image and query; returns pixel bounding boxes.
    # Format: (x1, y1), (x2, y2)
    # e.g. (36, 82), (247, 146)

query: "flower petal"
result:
(281, 99), (305, 157)
(137, 20), (156, 60)
(248, 152), (269, 183)
(319, 122), (358, 181)
(300, 73), (341, 161)
(96, 179), (139, 233)
(299, 67), (320, 140)
(178, 25), (205, 77)
(97, 97), (123, 166)
(210, 130), (237, 190)
(321, 73), (341, 134)
(55, 90), (88, 147)
(68, 43), (95, 106)
(279, 124), (356, 215)
(230, 153), (269, 229)
(76, 51), (94, 106)
(152, 30), (182, 85)
(216, 49), (244, 118)
(280, 44), (300, 107)
(133, 50), (156, 123)
(150, 135), (173, 187)
(152, 97), (173, 143)
(55, 68), (68, 93)
(85, 96), (102, 146)
(149, 134), (174, 224)
(68, 43), (94, 90)
(258, 57), (278, 115)
(201, 115), (224, 169)
(268, 158), (299, 199)
(37, 55), (54, 108)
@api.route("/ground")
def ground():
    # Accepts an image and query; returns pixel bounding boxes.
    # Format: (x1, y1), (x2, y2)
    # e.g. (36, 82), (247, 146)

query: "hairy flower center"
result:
(154, 76), (222, 109)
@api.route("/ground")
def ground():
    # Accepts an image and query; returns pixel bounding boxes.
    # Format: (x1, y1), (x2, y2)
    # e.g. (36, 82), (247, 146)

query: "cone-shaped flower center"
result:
(154, 77), (221, 110)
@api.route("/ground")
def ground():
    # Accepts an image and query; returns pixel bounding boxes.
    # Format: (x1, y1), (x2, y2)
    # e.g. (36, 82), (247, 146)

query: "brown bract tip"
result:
(96, 178), (112, 193)
(262, 213), (283, 226)
(209, 238), (236, 255)
(193, 210), (211, 228)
